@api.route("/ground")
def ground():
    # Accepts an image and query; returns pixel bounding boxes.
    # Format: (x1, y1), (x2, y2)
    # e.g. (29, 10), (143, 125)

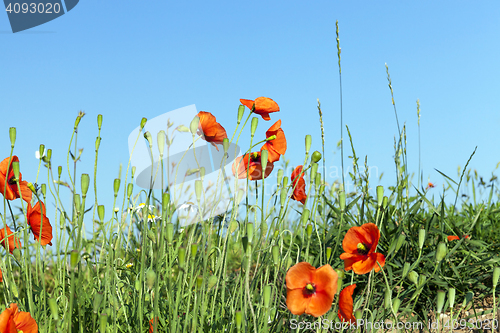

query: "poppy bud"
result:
(49, 298), (59, 320)
(339, 191), (346, 211)
(95, 137), (101, 150)
(113, 179), (120, 197)
(74, 194), (81, 213)
(126, 183), (133, 199)
(436, 242), (447, 262)
(272, 245), (280, 266)
(147, 229), (156, 243)
(140, 117), (147, 130)
(229, 220), (238, 234)
(260, 221), (267, 238)
(448, 288), (456, 309)
(408, 271), (419, 285)
(223, 138), (229, 153)
(98, 205), (105, 223)
(144, 131), (153, 148)
(310, 163), (318, 182)
(235, 189), (244, 206)
(260, 150), (268, 173)
(9, 127), (16, 147)
(178, 247), (186, 267)
(301, 209), (310, 227)
(392, 298), (401, 313)
(383, 196), (388, 209)
(70, 250), (79, 269)
(97, 114), (103, 130)
(250, 117), (258, 137)
(286, 257), (293, 271)
(157, 130), (166, 157)
(280, 188), (287, 206)
(191, 243), (198, 258)
(418, 228), (426, 250)
(418, 275), (427, 288)
(27, 182), (36, 194)
(75, 111), (85, 128)
(38, 144), (45, 158)
(263, 285), (272, 308)
(195, 180), (202, 203)
(247, 223), (254, 243)
(306, 224), (313, 238)
(58, 166), (62, 178)
(200, 167), (205, 182)
(93, 292), (103, 314)
(326, 246), (332, 261)
(395, 234), (405, 253)
(189, 116), (200, 136)
(13, 248), (22, 262)
(493, 267), (500, 287)
(99, 313), (108, 332)
(335, 268), (345, 279)
(277, 169), (284, 187)
(402, 262), (410, 278)
(305, 135), (312, 154)
(355, 309), (363, 321)
(235, 311), (242, 331)
(196, 275), (203, 289)
(385, 288), (392, 309)
(241, 237), (248, 253)
(237, 105), (245, 123)
(132, 166), (136, 178)
(311, 151), (322, 163)
(41, 183), (46, 197)
(81, 174), (90, 197)
(207, 275), (217, 290)
(315, 173), (321, 187)
(436, 290), (446, 314)
(376, 186), (384, 207)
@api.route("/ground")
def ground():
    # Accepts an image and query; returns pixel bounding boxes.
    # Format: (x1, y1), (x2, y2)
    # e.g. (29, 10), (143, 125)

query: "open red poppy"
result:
(286, 262), (338, 317)
(0, 303), (38, 333)
(0, 225), (21, 254)
(196, 111), (228, 151)
(291, 166), (307, 204)
(240, 97), (279, 121)
(149, 317), (159, 333)
(339, 223), (385, 275)
(0, 156), (32, 204)
(338, 284), (356, 324)
(27, 201), (53, 246)
(260, 120), (287, 163)
(232, 152), (274, 180)
(447, 235), (469, 241)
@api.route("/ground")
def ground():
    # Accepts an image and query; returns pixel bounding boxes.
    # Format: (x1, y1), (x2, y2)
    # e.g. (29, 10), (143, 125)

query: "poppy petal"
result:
(286, 288), (309, 315)
(306, 289), (334, 317)
(447, 235), (460, 241)
(240, 99), (254, 110)
(338, 284), (356, 323)
(313, 264), (338, 301)
(286, 262), (315, 290)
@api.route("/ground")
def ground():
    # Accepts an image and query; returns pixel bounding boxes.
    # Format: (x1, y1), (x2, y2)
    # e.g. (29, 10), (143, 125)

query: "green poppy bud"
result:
(223, 138), (229, 153)
(49, 298), (59, 320)
(272, 245), (280, 266)
(190, 116), (200, 135)
(113, 178), (120, 197)
(402, 262), (410, 278)
(207, 275), (217, 290)
(70, 250), (79, 269)
(97, 114), (103, 130)
(385, 288), (392, 309)
(196, 275), (203, 289)
(301, 209), (310, 226)
(310, 163), (318, 182)
(195, 180), (202, 203)
(395, 234), (405, 253)
(305, 135), (312, 154)
(58, 166), (62, 178)
(306, 224), (313, 238)
(237, 105), (245, 123)
(339, 191), (346, 211)
(448, 288), (456, 309)
(127, 183), (133, 198)
(277, 169), (284, 187)
(41, 183), (46, 197)
(99, 313), (108, 332)
(493, 267), (500, 287)
(95, 137), (101, 151)
(408, 271), (419, 285)
(335, 268), (345, 279)
(263, 285), (272, 308)
(98, 205), (105, 223)
(241, 236), (248, 253)
(178, 247), (186, 267)
(157, 130), (166, 157)
(140, 117), (147, 130)
(235, 311), (242, 331)
(247, 223), (254, 243)
(436, 242), (447, 262)
(326, 247), (332, 261)
(9, 127), (16, 148)
(392, 298), (401, 313)
(144, 131), (153, 148)
(376, 185), (384, 207)
(418, 228), (426, 250)
(282, 176), (289, 188)
(280, 188), (287, 206)
(81, 174), (90, 197)
(11, 161), (19, 181)
(191, 243), (198, 258)
(260, 150), (268, 173)
(166, 223), (174, 245)
(311, 151), (322, 163)
(436, 290), (446, 314)
(250, 117), (258, 137)
(131, 166), (136, 178)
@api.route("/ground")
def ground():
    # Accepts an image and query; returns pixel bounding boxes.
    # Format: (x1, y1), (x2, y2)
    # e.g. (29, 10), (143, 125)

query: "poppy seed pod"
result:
(392, 298), (401, 313)
(11, 161), (19, 180)
(436, 242), (447, 262)
(49, 298), (59, 320)
(260, 150), (268, 173)
(97, 114), (103, 130)
(263, 285), (272, 308)
(493, 267), (500, 287)
(237, 105), (245, 123)
(127, 183), (133, 198)
(305, 135), (312, 155)
(131, 166), (136, 178)
(311, 151), (322, 163)
(81, 174), (90, 197)
(113, 178), (120, 197)
(39, 144), (45, 158)
(157, 130), (166, 157)
(223, 138), (229, 154)
(306, 224), (313, 238)
(376, 186), (384, 207)
(140, 117), (147, 130)
(418, 228), (426, 249)
(58, 166), (62, 178)
(250, 117), (258, 137)
(272, 245), (280, 266)
(436, 290), (446, 314)
(98, 205), (105, 223)
(339, 191), (346, 211)
(9, 127), (16, 147)
(326, 247), (332, 261)
(178, 247), (186, 267)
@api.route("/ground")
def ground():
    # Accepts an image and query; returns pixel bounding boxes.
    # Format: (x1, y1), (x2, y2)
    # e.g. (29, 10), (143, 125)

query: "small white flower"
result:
(114, 207), (120, 213)
(35, 150), (45, 159)
(134, 203), (155, 213)
(126, 263), (133, 268)
(147, 214), (160, 222)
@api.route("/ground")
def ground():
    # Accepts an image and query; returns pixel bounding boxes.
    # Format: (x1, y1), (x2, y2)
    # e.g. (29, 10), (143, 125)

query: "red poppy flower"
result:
(149, 317), (159, 333)
(0, 225), (21, 254)
(240, 97), (279, 121)
(338, 284), (356, 324)
(260, 120), (287, 163)
(0, 303), (38, 333)
(196, 111), (228, 151)
(0, 156), (32, 204)
(291, 166), (307, 204)
(426, 182), (435, 189)
(447, 235), (469, 241)
(0, 268), (3, 283)
(339, 223), (385, 275)
(286, 262), (338, 317)
(232, 152), (274, 180)
(27, 202), (53, 246)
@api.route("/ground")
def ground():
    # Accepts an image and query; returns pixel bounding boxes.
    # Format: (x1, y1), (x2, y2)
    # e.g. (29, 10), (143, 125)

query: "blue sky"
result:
(1, 0), (499, 225)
